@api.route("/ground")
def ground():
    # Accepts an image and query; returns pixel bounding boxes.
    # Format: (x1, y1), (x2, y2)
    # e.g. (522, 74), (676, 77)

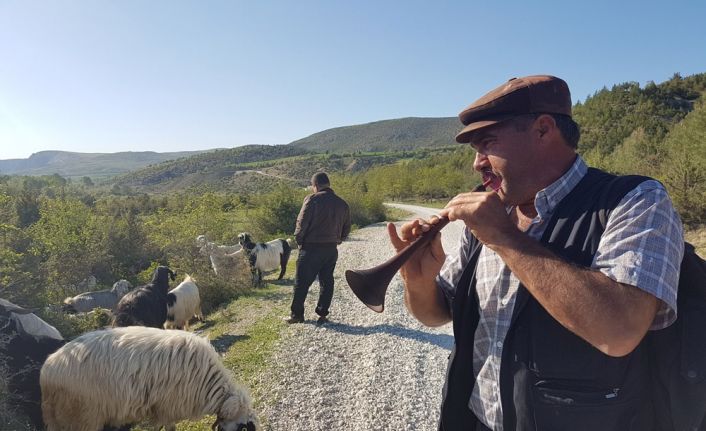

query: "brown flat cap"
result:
(455, 75), (572, 143)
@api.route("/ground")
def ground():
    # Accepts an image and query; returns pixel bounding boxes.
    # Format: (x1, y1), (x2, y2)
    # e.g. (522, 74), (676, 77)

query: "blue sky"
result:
(1, 0), (705, 160)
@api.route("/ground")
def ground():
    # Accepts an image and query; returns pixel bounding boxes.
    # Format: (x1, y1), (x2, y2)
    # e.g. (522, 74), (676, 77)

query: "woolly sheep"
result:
(112, 266), (176, 328)
(237, 233), (292, 285)
(165, 275), (203, 330)
(40, 326), (260, 431)
(62, 279), (132, 313)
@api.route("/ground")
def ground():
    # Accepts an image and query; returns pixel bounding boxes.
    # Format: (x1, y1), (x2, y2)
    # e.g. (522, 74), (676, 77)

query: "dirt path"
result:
(254, 204), (465, 431)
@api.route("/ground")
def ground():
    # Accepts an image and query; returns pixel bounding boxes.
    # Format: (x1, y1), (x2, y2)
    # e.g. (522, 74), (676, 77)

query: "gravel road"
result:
(256, 204), (466, 431)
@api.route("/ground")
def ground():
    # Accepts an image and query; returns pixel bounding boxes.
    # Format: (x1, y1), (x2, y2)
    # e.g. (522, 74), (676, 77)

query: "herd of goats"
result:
(1, 232), (296, 431)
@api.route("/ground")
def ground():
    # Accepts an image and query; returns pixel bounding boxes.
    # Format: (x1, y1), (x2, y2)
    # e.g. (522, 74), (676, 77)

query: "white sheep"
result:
(40, 326), (260, 431)
(165, 275), (203, 330)
(196, 234), (246, 276)
(62, 279), (132, 313)
(237, 233), (293, 285)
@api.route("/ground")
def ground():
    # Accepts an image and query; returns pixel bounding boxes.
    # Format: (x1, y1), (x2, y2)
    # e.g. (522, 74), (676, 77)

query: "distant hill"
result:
(0, 117), (465, 184)
(108, 117), (470, 193)
(110, 145), (309, 188)
(0, 150), (213, 179)
(111, 144), (459, 193)
(288, 117), (461, 153)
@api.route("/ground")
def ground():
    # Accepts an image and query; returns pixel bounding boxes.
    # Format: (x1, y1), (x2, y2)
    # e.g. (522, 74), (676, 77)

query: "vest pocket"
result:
(531, 385), (640, 431)
(681, 304), (706, 384)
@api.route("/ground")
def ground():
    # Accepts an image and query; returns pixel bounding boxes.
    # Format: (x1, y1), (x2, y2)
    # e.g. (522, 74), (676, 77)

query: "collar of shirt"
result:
(531, 155), (588, 224)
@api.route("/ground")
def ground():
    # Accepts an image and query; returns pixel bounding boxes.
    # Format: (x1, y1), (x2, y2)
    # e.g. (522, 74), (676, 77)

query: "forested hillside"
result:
(111, 147), (460, 194)
(574, 73), (706, 224)
(288, 117), (460, 153)
(575, 73), (706, 156)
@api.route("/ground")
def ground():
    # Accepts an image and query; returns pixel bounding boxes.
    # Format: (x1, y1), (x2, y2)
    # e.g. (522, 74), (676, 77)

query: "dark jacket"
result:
(294, 187), (351, 247)
(440, 169), (698, 431)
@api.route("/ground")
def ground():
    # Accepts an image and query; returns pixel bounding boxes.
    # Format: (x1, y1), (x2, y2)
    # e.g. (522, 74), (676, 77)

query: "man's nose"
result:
(473, 151), (488, 172)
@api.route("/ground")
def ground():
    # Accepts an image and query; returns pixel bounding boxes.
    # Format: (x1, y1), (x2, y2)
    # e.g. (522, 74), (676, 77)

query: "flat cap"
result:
(455, 75), (572, 143)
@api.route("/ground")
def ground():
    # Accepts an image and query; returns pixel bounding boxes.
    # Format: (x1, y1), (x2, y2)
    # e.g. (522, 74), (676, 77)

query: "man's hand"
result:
(387, 217), (446, 284)
(439, 190), (519, 249)
(387, 217), (452, 326)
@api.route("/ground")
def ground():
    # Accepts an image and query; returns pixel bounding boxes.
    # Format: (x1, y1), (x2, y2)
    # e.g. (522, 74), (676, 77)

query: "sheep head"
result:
(112, 280), (132, 298)
(214, 391), (260, 431)
(212, 420), (257, 431)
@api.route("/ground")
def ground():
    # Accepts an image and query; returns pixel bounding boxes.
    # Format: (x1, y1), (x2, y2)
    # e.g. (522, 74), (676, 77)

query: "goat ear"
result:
(211, 419), (219, 431)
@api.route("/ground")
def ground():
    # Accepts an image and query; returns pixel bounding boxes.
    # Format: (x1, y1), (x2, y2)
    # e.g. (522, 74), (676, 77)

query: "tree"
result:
(29, 198), (105, 300)
(660, 100), (706, 224)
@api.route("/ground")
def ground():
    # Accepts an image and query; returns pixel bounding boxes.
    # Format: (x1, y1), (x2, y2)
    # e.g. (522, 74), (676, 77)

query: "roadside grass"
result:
(396, 199), (447, 209)
(384, 205), (414, 222)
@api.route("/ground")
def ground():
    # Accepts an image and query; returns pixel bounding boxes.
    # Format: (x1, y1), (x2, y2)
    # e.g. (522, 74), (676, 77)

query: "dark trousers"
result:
(290, 245), (338, 318)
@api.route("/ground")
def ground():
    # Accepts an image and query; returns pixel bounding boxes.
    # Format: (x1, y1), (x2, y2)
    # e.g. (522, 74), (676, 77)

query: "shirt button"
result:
(496, 341), (503, 348)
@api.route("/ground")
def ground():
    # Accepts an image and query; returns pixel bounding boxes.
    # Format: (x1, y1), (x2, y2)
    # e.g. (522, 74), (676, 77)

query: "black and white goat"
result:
(0, 298), (65, 430)
(112, 266), (176, 328)
(237, 232), (292, 285)
(165, 275), (203, 330)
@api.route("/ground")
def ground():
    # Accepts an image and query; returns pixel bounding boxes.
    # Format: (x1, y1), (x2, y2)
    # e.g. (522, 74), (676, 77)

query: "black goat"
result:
(112, 266), (176, 328)
(0, 299), (65, 430)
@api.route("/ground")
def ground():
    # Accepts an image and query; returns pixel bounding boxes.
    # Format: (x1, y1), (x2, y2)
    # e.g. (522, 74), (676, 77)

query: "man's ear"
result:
(535, 114), (556, 138)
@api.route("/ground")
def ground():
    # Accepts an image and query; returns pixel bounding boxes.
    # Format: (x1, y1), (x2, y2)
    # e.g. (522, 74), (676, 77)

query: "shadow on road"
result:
(308, 321), (453, 350)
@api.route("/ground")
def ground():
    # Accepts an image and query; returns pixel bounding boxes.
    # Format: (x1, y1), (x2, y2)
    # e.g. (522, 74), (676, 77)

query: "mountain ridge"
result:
(0, 149), (216, 179)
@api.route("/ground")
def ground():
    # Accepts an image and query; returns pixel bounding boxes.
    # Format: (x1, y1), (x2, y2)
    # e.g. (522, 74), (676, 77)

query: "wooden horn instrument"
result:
(345, 181), (490, 313)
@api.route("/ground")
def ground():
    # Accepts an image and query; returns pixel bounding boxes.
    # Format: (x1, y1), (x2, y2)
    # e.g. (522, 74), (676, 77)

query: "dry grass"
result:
(685, 225), (706, 257)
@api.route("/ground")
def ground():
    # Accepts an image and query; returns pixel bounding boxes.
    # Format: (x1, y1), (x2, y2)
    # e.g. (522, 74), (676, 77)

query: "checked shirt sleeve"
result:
(592, 180), (684, 330)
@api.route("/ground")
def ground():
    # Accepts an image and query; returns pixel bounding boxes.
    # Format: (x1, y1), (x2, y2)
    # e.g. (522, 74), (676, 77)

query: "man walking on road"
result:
(287, 172), (351, 324)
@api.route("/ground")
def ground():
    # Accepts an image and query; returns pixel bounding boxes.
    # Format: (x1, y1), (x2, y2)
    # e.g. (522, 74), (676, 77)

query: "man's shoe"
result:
(284, 316), (304, 324)
(316, 316), (329, 325)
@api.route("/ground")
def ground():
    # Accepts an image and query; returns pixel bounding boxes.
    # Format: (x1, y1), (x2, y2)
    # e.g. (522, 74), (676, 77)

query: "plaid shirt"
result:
(437, 156), (684, 431)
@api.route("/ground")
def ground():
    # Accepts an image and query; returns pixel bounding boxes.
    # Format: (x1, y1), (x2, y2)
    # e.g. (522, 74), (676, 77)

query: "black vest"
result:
(439, 169), (654, 431)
